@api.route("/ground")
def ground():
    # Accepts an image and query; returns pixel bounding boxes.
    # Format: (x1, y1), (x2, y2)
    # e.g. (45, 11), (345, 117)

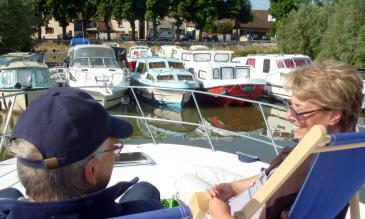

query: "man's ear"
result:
(329, 109), (343, 126)
(84, 157), (97, 186)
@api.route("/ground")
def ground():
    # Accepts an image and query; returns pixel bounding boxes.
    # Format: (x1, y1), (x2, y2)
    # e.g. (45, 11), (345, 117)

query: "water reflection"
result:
(135, 102), (199, 137)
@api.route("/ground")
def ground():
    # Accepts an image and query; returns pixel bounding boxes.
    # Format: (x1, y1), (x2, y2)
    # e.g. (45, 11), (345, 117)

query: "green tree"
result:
(169, 0), (188, 41)
(276, 3), (330, 58)
(145, 0), (170, 40)
(75, 0), (98, 37)
(269, 0), (301, 21)
(185, 0), (217, 41)
(218, 0), (252, 41)
(96, 0), (116, 41)
(34, 0), (51, 40)
(318, 0), (365, 67)
(114, 0), (146, 41)
(0, 0), (34, 53)
(47, 0), (77, 39)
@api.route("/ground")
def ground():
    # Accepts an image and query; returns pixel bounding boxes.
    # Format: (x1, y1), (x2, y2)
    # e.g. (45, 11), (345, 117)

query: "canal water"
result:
(1, 100), (365, 163)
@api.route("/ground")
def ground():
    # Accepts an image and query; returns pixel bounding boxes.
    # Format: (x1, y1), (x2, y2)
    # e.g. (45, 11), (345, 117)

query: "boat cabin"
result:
(127, 46), (153, 71)
(232, 54), (312, 79)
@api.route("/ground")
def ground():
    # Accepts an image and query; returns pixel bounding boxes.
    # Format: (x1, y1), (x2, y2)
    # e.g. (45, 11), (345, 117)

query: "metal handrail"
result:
(0, 85), (308, 157)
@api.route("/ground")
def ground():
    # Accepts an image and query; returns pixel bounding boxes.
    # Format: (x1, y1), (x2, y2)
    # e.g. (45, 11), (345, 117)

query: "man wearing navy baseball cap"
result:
(0, 87), (163, 218)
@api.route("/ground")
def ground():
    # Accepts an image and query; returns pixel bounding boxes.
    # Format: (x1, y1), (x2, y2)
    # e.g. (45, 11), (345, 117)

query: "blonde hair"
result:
(9, 138), (107, 201)
(284, 60), (363, 132)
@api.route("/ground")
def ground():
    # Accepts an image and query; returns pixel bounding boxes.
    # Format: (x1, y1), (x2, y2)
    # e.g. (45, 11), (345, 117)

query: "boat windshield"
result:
(193, 53), (211, 62)
(168, 62), (184, 69)
(277, 57), (312, 69)
(149, 61), (166, 69)
(73, 57), (119, 68)
(74, 47), (115, 58)
(214, 53), (230, 62)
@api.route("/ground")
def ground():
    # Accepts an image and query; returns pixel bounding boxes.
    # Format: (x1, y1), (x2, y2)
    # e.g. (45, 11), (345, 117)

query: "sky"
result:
(251, 0), (270, 10)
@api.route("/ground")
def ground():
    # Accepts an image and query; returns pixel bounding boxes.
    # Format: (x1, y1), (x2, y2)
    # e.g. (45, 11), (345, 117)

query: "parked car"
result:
(120, 34), (134, 41)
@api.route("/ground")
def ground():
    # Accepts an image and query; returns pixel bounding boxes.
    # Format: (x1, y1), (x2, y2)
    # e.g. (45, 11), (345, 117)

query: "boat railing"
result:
(4, 85), (363, 160)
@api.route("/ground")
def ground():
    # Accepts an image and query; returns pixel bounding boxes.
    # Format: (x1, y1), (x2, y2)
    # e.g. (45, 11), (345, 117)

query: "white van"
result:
(147, 30), (174, 41)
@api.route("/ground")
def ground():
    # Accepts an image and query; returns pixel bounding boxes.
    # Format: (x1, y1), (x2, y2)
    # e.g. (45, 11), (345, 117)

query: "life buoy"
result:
(133, 50), (139, 57)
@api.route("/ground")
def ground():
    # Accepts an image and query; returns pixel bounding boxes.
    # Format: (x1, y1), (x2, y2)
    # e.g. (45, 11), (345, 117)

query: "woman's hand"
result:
(208, 183), (235, 201)
(208, 197), (233, 219)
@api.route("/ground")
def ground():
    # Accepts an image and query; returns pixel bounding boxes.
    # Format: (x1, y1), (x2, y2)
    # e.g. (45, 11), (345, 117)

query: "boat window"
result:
(181, 53), (191, 61)
(276, 60), (285, 68)
(246, 58), (256, 68)
(193, 53), (211, 62)
(104, 58), (119, 68)
(213, 68), (220, 79)
(149, 62), (166, 69)
(146, 74), (154, 81)
(305, 58), (312, 64)
(168, 62), (184, 69)
(17, 69), (32, 83)
(136, 63), (147, 74)
(236, 68), (250, 79)
(293, 58), (308, 67)
(283, 59), (295, 68)
(198, 70), (207, 79)
(0, 70), (14, 85)
(90, 58), (104, 67)
(214, 53), (230, 62)
(178, 75), (193, 81)
(140, 50), (151, 57)
(35, 70), (50, 85)
(73, 58), (89, 67)
(157, 75), (174, 81)
(263, 59), (270, 73)
(188, 68), (194, 74)
(221, 67), (234, 79)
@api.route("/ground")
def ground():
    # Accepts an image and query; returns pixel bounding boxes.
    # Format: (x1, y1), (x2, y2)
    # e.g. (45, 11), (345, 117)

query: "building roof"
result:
(240, 10), (273, 29)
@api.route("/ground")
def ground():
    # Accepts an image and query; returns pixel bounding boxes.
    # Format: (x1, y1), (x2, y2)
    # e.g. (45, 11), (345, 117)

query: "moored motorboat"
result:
(232, 54), (312, 100)
(130, 57), (200, 111)
(65, 44), (129, 109)
(180, 48), (266, 105)
(0, 53), (53, 111)
(126, 45), (153, 72)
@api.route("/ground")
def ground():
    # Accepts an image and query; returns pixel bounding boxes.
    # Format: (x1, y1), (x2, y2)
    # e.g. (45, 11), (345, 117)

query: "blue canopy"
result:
(70, 38), (91, 47)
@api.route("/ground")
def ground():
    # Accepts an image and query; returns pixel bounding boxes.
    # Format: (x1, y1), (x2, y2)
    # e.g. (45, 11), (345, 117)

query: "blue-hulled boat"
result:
(130, 57), (200, 110)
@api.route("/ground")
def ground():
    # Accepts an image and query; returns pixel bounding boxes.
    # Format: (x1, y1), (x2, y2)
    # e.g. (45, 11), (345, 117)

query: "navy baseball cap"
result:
(11, 87), (133, 169)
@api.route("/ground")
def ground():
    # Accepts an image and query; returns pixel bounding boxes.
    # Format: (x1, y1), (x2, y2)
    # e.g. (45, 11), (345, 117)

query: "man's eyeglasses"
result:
(284, 100), (324, 120)
(96, 139), (124, 155)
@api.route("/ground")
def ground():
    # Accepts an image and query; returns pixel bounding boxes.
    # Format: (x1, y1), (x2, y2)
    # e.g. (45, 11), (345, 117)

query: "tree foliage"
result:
(276, 3), (330, 58)
(145, 0), (170, 40)
(114, 0), (146, 41)
(0, 0), (34, 53)
(96, 0), (116, 40)
(47, 0), (77, 37)
(275, 0), (365, 67)
(34, 0), (51, 39)
(318, 0), (365, 67)
(269, 0), (311, 20)
(184, 0), (218, 41)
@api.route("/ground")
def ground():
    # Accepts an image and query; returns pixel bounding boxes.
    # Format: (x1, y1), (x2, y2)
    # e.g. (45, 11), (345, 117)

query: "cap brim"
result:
(109, 116), (133, 139)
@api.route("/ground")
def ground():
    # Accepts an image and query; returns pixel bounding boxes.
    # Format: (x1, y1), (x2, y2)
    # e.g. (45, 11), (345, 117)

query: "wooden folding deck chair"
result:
(114, 125), (365, 219)
(235, 125), (365, 219)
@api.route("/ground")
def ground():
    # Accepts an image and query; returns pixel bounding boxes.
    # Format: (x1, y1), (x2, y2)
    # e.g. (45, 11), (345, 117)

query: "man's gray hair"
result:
(9, 138), (107, 201)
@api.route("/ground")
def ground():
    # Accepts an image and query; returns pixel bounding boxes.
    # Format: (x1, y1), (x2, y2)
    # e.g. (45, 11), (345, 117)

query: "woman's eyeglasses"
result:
(284, 100), (324, 120)
(96, 139), (124, 155)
